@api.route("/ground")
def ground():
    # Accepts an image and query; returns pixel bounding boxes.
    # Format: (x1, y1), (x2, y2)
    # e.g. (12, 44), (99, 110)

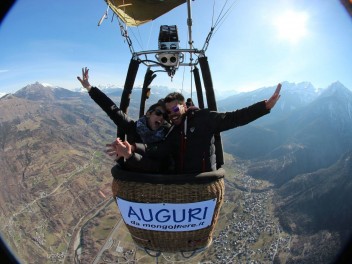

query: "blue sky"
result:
(0, 0), (352, 97)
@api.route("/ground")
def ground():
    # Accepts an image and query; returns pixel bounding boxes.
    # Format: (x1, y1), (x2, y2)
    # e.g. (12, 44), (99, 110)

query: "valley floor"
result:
(75, 165), (293, 264)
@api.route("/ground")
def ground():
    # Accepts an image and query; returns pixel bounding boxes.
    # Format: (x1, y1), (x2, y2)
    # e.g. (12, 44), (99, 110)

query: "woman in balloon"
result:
(77, 67), (170, 150)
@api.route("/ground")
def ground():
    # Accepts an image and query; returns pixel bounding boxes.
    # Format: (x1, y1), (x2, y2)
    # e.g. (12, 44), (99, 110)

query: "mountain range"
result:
(276, 150), (352, 234)
(220, 81), (352, 262)
(0, 83), (118, 262)
(1, 80), (351, 263)
(222, 81), (352, 184)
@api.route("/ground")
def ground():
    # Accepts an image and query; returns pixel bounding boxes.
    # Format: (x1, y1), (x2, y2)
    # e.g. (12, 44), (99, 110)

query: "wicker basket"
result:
(111, 166), (225, 253)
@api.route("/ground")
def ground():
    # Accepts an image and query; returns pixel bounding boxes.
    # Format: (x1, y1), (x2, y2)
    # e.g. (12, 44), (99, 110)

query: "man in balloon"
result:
(107, 83), (281, 174)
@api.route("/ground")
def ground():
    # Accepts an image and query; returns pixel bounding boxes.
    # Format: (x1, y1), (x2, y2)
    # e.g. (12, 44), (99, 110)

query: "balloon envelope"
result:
(106, 0), (187, 26)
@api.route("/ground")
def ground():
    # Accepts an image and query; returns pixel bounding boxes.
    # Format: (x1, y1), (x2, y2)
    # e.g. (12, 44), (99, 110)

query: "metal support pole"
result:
(186, 0), (194, 63)
(140, 68), (157, 117)
(118, 58), (140, 141)
(193, 66), (204, 109)
(120, 58), (140, 114)
(199, 56), (224, 168)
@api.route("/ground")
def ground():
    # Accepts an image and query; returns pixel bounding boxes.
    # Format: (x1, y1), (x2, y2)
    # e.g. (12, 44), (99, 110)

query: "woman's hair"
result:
(164, 92), (185, 104)
(146, 101), (165, 113)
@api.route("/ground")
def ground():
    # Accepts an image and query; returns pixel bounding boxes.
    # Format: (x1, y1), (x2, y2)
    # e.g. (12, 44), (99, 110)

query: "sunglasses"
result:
(153, 109), (167, 118)
(171, 105), (180, 113)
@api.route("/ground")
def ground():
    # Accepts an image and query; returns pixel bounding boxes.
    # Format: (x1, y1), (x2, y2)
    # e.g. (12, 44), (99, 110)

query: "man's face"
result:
(165, 100), (186, 126)
(147, 106), (166, 130)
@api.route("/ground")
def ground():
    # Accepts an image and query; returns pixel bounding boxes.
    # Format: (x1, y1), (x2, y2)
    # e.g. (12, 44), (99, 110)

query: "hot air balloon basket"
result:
(111, 166), (225, 253)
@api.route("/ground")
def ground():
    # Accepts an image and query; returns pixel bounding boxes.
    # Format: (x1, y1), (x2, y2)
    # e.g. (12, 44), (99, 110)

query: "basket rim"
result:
(111, 165), (225, 184)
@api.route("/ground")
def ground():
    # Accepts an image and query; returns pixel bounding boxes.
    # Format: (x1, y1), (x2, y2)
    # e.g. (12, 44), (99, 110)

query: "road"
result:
(92, 218), (124, 264)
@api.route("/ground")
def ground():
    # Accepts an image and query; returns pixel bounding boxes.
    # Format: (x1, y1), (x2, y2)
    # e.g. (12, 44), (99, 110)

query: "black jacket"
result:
(89, 87), (170, 144)
(125, 101), (270, 174)
(89, 87), (142, 144)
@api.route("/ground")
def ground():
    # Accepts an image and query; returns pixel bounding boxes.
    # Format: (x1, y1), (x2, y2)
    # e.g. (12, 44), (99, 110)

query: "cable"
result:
(202, 0), (239, 51)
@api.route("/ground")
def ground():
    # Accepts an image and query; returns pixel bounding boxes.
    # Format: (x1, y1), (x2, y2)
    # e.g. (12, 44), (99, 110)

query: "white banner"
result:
(117, 197), (217, 232)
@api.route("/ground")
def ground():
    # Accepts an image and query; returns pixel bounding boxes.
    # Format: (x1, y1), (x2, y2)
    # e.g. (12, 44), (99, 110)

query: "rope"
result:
(212, 0), (240, 36)
(181, 250), (197, 258)
(129, 25), (144, 51)
(202, 0), (239, 52)
(144, 248), (161, 258)
(147, 20), (155, 50)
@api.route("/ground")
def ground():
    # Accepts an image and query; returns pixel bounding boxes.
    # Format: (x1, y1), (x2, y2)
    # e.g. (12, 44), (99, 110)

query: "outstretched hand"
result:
(105, 138), (132, 161)
(266, 83), (282, 110)
(77, 67), (92, 91)
(106, 139), (118, 160)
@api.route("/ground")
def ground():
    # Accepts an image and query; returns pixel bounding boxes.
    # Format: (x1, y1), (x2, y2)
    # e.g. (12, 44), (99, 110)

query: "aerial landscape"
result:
(1, 81), (351, 263)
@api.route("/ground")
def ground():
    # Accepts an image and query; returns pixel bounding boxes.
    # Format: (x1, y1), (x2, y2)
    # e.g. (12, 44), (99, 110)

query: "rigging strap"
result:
(117, 18), (135, 55)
